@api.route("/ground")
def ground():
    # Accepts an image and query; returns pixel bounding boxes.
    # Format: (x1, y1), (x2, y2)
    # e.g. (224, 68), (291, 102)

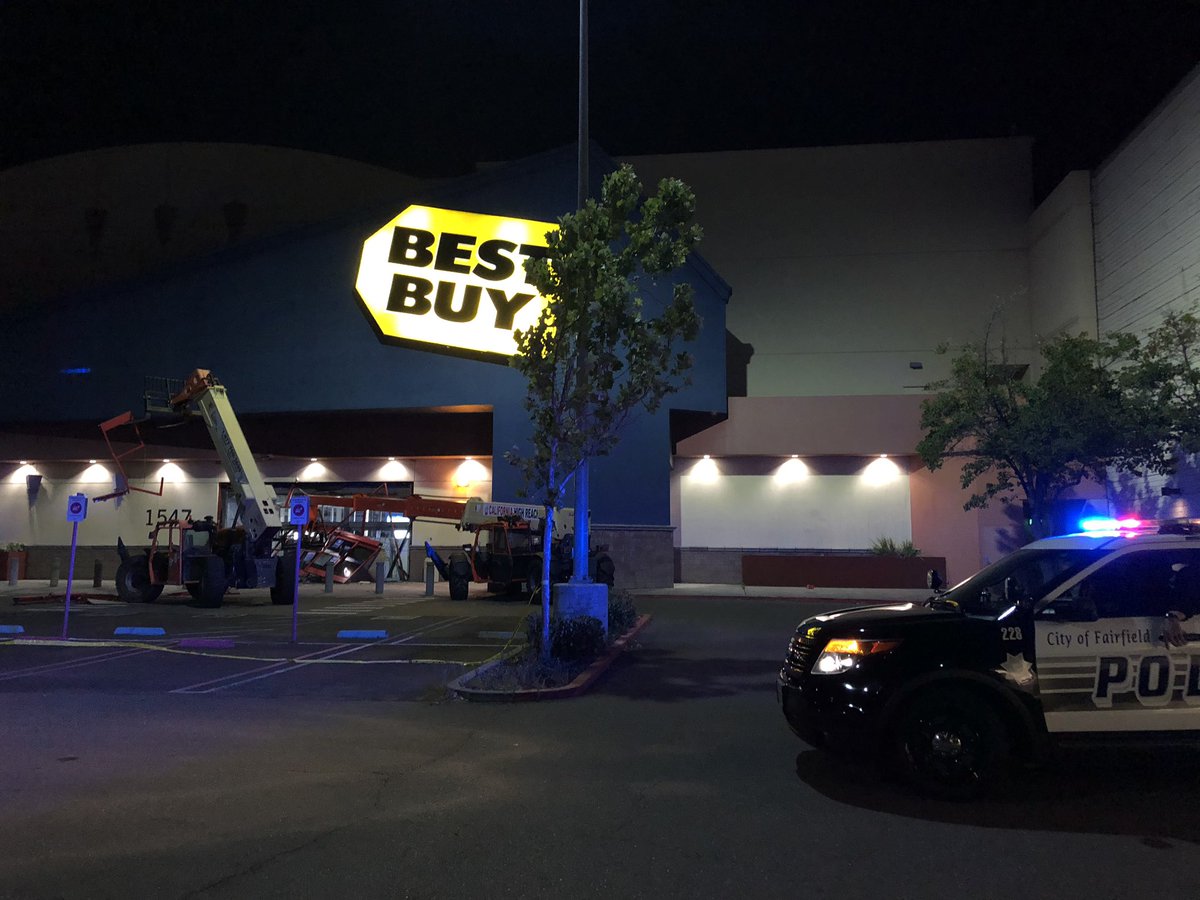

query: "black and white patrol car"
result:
(778, 520), (1200, 798)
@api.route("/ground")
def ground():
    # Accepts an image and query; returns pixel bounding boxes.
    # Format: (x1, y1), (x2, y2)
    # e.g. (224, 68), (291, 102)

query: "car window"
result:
(942, 548), (1106, 616)
(1051, 548), (1200, 619)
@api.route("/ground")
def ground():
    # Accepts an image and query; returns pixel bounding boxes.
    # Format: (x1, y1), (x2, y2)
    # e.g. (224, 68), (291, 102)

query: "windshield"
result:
(941, 548), (1109, 617)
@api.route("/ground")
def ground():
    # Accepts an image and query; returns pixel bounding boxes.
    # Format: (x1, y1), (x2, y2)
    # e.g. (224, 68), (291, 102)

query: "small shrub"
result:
(522, 613), (606, 662)
(4, 542), (26, 552)
(471, 653), (579, 691)
(608, 591), (638, 634)
(551, 616), (606, 661)
(870, 536), (920, 558)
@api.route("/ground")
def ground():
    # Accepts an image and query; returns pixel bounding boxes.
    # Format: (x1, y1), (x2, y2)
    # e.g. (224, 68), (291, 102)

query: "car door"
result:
(1034, 546), (1200, 734)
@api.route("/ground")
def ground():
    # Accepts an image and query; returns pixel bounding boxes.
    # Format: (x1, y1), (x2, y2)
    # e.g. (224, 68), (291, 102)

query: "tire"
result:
(190, 555), (228, 609)
(593, 554), (616, 587)
(892, 687), (1009, 800)
(448, 551), (471, 602)
(115, 554), (163, 603)
(270, 553), (297, 605)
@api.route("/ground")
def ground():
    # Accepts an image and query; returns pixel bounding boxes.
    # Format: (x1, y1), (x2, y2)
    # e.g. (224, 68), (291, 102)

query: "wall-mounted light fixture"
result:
(687, 455), (720, 484)
(301, 459), (327, 479)
(775, 455), (809, 485)
(156, 461), (186, 484)
(380, 457), (410, 480)
(9, 462), (39, 484)
(454, 457), (489, 488)
(862, 454), (901, 486)
(81, 461), (111, 483)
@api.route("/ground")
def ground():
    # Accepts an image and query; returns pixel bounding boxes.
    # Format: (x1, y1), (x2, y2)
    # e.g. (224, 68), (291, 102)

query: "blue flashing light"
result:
(1079, 516), (1142, 533)
(60, 367), (92, 375)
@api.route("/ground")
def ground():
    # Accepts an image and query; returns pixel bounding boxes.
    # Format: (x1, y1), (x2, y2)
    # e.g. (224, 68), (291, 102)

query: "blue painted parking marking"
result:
(114, 626), (166, 637)
(0, 625), (25, 634)
(337, 629), (388, 640)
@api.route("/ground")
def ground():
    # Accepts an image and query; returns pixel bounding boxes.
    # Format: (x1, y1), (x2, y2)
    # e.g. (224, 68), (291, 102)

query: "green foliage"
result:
(608, 591), (639, 634)
(3, 542), (26, 552)
(523, 613), (607, 662)
(1123, 308), (1200, 455)
(871, 537), (920, 557)
(507, 163), (702, 662)
(917, 321), (1172, 537)
(470, 653), (580, 692)
(507, 163), (703, 509)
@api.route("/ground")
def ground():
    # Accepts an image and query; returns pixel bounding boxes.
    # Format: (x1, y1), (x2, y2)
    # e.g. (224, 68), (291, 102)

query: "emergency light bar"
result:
(1075, 516), (1200, 536)
(1079, 516), (1144, 532)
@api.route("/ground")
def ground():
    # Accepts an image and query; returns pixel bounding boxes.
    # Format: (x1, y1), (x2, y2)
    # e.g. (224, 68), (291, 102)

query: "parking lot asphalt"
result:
(0, 577), (921, 700)
(0, 578), (537, 700)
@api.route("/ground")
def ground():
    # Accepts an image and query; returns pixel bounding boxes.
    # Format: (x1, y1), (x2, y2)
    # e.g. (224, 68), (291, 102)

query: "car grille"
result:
(783, 629), (821, 681)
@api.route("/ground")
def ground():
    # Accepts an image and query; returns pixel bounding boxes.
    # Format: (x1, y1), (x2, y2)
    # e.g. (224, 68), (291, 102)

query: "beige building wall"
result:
(1027, 170), (1098, 350)
(624, 138), (1035, 397)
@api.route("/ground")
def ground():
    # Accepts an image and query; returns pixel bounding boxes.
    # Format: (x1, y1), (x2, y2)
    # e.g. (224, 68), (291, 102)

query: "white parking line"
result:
(0, 647), (151, 681)
(171, 616), (473, 694)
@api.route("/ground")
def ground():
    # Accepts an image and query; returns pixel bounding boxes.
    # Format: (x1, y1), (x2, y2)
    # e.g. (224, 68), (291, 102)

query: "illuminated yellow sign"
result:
(355, 205), (557, 358)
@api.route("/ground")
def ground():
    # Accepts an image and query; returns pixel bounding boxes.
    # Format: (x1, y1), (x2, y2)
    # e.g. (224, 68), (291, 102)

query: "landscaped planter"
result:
(742, 554), (946, 589)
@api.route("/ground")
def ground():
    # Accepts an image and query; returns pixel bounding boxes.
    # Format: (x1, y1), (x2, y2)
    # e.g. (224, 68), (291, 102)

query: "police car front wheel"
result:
(893, 687), (1010, 801)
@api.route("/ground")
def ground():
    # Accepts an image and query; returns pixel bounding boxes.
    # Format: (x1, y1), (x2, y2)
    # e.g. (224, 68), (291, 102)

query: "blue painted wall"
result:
(3, 146), (729, 526)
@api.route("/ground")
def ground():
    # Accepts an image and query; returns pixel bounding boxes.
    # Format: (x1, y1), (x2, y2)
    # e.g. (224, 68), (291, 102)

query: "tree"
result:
(916, 325), (1166, 538)
(509, 163), (702, 658)
(1123, 308), (1200, 455)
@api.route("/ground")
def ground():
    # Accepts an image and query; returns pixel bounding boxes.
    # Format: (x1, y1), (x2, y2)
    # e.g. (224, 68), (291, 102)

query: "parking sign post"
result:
(62, 493), (88, 639)
(288, 497), (309, 643)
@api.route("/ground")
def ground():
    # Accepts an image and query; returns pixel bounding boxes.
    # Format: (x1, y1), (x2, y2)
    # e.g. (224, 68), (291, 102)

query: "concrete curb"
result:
(450, 614), (653, 702)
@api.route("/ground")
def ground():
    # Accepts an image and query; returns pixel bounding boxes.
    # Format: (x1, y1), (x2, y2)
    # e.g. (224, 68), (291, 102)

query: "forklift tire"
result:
(115, 554), (164, 604)
(593, 554), (616, 587)
(190, 556), (228, 609)
(448, 552), (471, 602)
(270, 553), (297, 605)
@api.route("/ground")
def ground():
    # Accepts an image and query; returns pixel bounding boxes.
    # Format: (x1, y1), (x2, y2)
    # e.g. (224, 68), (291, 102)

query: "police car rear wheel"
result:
(895, 687), (1008, 800)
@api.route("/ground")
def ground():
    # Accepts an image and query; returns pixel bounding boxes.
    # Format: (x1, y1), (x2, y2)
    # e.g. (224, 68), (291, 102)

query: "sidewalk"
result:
(0, 577), (930, 606)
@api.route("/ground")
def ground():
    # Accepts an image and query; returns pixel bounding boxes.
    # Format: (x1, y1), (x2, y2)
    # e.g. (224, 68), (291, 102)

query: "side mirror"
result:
(1003, 576), (1025, 604)
(927, 569), (945, 592)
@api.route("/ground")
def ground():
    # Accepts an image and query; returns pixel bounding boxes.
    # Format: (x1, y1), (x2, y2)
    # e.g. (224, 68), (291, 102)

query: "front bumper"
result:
(777, 669), (888, 752)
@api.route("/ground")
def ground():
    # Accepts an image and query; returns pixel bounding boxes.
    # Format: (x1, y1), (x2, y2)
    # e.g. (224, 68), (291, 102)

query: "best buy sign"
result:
(355, 206), (557, 358)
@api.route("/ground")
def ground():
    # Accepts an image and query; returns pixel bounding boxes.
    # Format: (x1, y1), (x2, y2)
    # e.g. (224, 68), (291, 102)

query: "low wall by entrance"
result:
(676, 548), (947, 587)
(743, 554), (946, 589)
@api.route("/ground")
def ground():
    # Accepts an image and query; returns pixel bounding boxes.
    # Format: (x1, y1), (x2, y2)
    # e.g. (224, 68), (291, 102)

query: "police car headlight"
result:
(812, 638), (902, 675)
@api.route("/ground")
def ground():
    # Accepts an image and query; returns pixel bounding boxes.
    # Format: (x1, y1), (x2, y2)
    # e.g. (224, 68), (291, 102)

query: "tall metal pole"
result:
(572, 0), (591, 583)
(61, 520), (79, 639)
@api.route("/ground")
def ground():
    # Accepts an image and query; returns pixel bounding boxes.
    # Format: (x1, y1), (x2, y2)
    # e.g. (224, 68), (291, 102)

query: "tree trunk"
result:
(541, 504), (554, 663)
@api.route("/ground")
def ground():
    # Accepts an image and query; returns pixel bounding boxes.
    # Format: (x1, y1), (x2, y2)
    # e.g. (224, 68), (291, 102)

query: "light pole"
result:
(572, 0), (591, 584)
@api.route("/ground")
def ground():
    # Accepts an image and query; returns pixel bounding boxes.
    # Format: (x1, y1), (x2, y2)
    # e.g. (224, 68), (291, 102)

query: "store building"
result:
(0, 146), (731, 587)
(3, 62), (1198, 588)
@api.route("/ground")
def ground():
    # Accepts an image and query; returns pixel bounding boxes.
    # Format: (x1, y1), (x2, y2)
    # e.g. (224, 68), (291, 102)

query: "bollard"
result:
(325, 560), (334, 594)
(7, 557), (17, 586)
(424, 558), (435, 597)
(92, 560), (102, 588)
(374, 560), (385, 595)
(50, 557), (61, 587)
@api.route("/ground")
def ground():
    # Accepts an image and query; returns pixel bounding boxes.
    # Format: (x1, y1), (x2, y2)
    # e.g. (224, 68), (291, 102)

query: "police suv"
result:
(778, 519), (1200, 799)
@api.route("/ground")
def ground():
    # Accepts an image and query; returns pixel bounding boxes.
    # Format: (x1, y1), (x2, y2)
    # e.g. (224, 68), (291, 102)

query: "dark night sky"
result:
(4, 1), (1200, 200)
